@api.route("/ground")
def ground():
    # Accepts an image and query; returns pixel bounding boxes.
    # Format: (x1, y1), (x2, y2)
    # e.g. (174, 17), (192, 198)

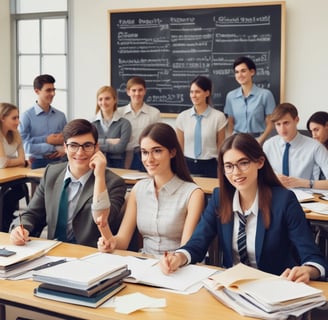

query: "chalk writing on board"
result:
(110, 4), (283, 113)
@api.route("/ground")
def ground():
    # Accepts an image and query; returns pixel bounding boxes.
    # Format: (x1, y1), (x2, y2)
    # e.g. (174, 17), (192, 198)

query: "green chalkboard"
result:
(109, 2), (285, 113)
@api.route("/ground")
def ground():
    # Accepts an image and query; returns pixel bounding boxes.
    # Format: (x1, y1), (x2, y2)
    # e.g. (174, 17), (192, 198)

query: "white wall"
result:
(1, 0), (328, 128)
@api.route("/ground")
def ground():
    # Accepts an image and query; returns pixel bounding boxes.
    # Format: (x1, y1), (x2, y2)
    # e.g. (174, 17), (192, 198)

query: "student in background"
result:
(0, 103), (28, 232)
(91, 86), (131, 168)
(224, 56), (276, 145)
(306, 111), (328, 150)
(263, 103), (328, 189)
(176, 76), (227, 178)
(10, 119), (126, 247)
(97, 122), (204, 256)
(119, 76), (160, 171)
(160, 133), (328, 283)
(19, 74), (67, 169)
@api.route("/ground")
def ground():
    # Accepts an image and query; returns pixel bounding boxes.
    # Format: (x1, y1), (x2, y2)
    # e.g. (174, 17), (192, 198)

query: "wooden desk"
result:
(1, 233), (326, 320)
(110, 168), (219, 195)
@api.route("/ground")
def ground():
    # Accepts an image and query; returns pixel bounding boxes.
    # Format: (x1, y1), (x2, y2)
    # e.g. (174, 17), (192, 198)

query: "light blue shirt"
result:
(224, 84), (276, 134)
(19, 102), (67, 158)
(263, 132), (328, 180)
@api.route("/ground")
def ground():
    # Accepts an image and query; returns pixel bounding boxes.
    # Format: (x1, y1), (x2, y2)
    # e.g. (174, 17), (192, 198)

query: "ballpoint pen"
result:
(19, 212), (24, 233)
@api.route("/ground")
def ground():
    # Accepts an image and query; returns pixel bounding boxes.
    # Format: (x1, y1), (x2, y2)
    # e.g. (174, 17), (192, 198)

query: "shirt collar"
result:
(64, 166), (93, 187)
(146, 175), (182, 195)
(232, 189), (259, 216)
(95, 110), (121, 123)
(33, 101), (55, 116)
(191, 106), (211, 118)
(124, 103), (147, 115)
(234, 84), (259, 98)
(278, 132), (301, 147)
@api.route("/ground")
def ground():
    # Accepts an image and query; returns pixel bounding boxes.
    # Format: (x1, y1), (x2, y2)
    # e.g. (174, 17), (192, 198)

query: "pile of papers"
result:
(0, 239), (60, 279)
(33, 254), (130, 308)
(203, 263), (326, 319)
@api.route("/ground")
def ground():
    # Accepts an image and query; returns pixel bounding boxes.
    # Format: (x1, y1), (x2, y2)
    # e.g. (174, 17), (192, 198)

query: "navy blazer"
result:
(180, 186), (328, 276)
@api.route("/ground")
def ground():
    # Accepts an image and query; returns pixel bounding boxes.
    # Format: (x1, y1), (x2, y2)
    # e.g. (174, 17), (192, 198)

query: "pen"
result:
(19, 212), (24, 233)
(164, 251), (171, 269)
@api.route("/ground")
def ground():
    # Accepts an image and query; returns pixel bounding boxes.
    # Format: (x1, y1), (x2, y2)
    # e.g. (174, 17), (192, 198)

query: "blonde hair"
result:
(95, 86), (118, 114)
(0, 103), (20, 144)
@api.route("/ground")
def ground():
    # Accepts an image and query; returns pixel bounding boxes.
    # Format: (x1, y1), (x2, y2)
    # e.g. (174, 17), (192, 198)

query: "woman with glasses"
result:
(91, 86), (131, 168)
(97, 122), (205, 256)
(160, 133), (327, 283)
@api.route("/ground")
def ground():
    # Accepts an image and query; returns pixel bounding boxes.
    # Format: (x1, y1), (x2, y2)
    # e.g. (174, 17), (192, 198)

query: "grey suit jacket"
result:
(15, 162), (126, 247)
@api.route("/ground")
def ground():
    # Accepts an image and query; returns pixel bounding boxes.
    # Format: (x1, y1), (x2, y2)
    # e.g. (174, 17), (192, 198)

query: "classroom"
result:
(0, 0), (327, 127)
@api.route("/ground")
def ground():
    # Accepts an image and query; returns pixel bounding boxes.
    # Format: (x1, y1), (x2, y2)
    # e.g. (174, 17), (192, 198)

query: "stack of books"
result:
(203, 263), (326, 319)
(33, 255), (130, 308)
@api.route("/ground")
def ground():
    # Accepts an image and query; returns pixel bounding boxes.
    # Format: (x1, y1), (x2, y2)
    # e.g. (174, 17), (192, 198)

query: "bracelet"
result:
(309, 179), (314, 189)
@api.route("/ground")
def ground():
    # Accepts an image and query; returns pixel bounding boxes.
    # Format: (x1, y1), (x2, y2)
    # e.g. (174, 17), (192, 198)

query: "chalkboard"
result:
(109, 2), (285, 114)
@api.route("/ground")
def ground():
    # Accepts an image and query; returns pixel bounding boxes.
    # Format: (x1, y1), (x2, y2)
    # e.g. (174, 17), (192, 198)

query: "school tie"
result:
(194, 114), (203, 158)
(54, 177), (71, 241)
(282, 142), (291, 176)
(237, 212), (249, 265)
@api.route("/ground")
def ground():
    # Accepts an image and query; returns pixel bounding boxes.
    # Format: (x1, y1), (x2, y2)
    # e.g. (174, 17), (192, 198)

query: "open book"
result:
(72, 252), (216, 292)
(203, 264), (326, 319)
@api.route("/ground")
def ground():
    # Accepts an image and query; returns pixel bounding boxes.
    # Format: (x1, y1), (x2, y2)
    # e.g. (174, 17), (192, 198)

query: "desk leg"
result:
(0, 303), (5, 320)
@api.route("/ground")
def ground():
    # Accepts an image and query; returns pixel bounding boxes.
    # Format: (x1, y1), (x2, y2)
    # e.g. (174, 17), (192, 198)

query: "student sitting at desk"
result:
(10, 119), (126, 247)
(97, 122), (205, 256)
(160, 133), (328, 283)
(263, 103), (328, 189)
(0, 103), (29, 232)
(307, 111), (328, 151)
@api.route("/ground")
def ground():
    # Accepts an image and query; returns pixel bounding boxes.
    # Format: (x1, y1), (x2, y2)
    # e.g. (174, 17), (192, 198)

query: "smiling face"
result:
(35, 83), (56, 108)
(1, 109), (19, 133)
(140, 136), (175, 177)
(223, 148), (264, 195)
(234, 63), (255, 86)
(97, 91), (116, 114)
(189, 83), (210, 107)
(64, 133), (97, 177)
(126, 84), (146, 108)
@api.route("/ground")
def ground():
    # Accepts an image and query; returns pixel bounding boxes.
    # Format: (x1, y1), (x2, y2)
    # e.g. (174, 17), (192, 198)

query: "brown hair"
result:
(271, 102), (298, 123)
(0, 103), (20, 144)
(63, 119), (98, 143)
(126, 76), (146, 90)
(218, 133), (282, 228)
(139, 122), (193, 183)
(95, 86), (118, 114)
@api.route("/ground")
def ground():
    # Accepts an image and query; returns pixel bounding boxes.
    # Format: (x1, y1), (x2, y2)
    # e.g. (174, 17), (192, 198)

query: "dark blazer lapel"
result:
(255, 211), (266, 265)
(221, 218), (234, 267)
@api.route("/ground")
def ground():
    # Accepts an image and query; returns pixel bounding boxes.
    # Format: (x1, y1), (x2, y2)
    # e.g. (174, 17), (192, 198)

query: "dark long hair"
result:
(218, 133), (282, 228)
(139, 122), (193, 182)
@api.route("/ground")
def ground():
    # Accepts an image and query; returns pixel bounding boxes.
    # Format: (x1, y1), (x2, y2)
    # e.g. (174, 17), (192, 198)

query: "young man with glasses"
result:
(10, 119), (126, 248)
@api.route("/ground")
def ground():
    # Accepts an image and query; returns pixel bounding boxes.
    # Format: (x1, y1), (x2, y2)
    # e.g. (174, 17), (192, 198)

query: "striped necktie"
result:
(54, 177), (71, 241)
(237, 212), (249, 265)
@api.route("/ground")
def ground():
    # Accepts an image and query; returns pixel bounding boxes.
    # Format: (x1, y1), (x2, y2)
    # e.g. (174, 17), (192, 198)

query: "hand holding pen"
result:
(9, 213), (30, 245)
(160, 251), (187, 275)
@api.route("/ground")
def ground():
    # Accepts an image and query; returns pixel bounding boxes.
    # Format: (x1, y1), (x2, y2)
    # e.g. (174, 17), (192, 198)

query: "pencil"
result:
(19, 212), (24, 233)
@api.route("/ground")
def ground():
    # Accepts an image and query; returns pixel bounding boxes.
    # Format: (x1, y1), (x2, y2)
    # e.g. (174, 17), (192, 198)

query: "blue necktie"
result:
(282, 142), (291, 176)
(237, 212), (249, 265)
(54, 177), (71, 241)
(194, 114), (203, 158)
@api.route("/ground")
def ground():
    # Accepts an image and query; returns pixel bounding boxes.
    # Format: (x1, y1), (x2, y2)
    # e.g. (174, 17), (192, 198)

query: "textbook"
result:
(38, 268), (131, 297)
(33, 256), (128, 290)
(34, 281), (126, 308)
(0, 239), (60, 271)
(203, 263), (326, 319)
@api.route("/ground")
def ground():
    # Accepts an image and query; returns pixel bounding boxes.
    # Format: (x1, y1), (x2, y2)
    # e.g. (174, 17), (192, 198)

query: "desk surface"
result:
(1, 233), (327, 320)
(0, 167), (44, 184)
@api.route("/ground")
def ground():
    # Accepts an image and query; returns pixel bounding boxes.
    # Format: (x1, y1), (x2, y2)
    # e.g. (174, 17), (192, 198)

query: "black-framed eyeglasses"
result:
(223, 159), (251, 174)
(65, 142), (96, 153)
